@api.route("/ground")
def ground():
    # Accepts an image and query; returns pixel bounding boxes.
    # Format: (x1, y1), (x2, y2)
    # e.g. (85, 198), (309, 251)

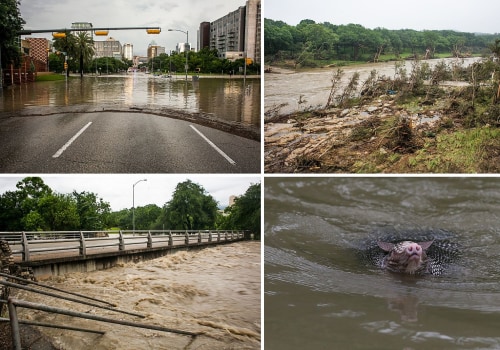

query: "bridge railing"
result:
(0, 230), (246, 262)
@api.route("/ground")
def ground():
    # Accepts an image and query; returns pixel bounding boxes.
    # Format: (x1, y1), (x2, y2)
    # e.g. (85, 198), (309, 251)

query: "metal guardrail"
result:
(4, 296), (200, 350)
(0, 230), (246, 262)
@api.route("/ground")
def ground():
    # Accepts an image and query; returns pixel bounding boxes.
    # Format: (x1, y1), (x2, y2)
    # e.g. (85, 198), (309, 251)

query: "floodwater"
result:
(265, 177), (500, 349)
(13, 242), (261, 349)
(265, 57), (480, 115)
(0, 73), (261, 126)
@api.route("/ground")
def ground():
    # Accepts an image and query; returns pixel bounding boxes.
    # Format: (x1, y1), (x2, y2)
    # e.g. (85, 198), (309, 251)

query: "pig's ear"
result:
(377, 241), (394, 252)
(419, 240), (434, 250)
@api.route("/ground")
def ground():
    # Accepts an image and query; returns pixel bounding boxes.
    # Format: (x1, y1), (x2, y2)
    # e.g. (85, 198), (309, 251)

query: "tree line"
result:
(50, 34), (260, 75)
(265, 18), (499, 66)
(0, 0), (25, 72)
(0, 178), (261, 239)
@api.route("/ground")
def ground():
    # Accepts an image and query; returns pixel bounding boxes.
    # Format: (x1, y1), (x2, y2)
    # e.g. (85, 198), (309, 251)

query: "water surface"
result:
(265, 177), (500, 349)
(15, 242), (261, 349)
(1, 74), (261, 127)
(265, 57), (480, 115)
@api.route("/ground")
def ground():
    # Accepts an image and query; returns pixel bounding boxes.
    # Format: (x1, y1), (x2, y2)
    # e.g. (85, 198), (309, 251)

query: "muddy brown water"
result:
(12, 242), (261, 349)
(1, 74), (261, 127)
(265, 177), (500, 349)
(264, 57), (480, 116)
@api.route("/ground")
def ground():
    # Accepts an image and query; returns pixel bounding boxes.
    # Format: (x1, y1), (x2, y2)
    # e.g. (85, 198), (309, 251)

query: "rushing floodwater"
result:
(14, 242), (261, 349)
(265, 177), (500, 349)
(1, 73), (261, 127)
(265, 57), (480, 115)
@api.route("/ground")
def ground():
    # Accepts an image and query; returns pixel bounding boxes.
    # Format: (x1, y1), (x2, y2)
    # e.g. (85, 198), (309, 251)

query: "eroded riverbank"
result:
(264, 58), (500, 173)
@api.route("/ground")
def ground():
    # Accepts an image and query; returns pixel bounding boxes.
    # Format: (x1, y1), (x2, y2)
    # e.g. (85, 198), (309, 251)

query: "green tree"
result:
(0, 0), (25, 73)
(107, 208), (132, 230)
(48, 52), (65, 73)
(218, 183), (261, 239)
(53, 32), (77, 77)
(134, 204), (162, 230)
(37, 193), (80, 230)
(161, 180), (218, 230)
(0, 177), (52, 230)
(72, 191), (111, 230)
(15, 177), (53, 215)
(75, 32), (94, 77)
(0, 190), (24, 230)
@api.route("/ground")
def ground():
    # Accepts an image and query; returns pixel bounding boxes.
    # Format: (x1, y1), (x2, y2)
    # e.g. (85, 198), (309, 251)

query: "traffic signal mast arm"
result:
(19, 26), (161, 35)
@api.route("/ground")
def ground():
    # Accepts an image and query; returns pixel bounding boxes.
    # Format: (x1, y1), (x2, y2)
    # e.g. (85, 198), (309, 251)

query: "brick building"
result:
(26, 38), (50, 72)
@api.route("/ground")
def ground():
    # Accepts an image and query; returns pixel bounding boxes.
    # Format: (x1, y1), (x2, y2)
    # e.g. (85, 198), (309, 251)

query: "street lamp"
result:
(132, 179), (147, 232)
(168, 29), (188, 82)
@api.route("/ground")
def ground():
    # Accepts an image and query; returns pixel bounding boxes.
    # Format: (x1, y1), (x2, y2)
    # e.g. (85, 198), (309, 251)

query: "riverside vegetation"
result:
(265, 44), (500, 173)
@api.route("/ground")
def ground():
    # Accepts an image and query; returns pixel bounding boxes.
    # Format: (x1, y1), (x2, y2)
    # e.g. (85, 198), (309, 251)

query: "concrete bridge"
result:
(1, 230), (249, 279)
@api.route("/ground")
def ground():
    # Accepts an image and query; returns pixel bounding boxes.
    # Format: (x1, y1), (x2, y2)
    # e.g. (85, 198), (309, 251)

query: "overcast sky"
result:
(0, 175), (260, 211)
(265, 0), (500, 34)
(19, 0), (247, 56)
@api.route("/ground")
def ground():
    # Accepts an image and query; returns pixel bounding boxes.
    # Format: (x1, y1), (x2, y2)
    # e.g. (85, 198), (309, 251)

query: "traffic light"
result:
(94, 30), (109, 36)
(64, 62), (68, 70)
(146, 28), (161, 34)
(246, 58), (253, 65)
(52, 32), (66, 38)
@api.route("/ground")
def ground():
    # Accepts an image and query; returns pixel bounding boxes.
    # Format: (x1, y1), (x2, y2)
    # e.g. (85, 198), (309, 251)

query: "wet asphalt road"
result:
(0, 112), (260, 173)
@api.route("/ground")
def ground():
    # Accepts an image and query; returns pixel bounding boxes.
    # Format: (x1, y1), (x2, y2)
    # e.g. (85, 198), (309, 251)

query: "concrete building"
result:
(123, 44), (134, 61)
(244, 0), (261, 64)
(133, 56), (148, 67)
(147, 41), (166, 59)
(175, 43), (192, 54)
(94, 37), (122, 58)
(199, 22), (211, 50)
(204, 0), (261, 63)
(71, 22), (93, 31)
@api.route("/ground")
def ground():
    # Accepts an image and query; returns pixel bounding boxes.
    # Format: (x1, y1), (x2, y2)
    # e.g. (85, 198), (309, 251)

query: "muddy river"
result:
(1, 74), (261, 127)
(264, 57), (480, 116)
(265, 177), (500, 349)
(13, 242), (261, 349)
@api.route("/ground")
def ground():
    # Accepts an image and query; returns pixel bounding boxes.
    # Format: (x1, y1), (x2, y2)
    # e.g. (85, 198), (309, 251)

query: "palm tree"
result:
(75, 32), (95, 77)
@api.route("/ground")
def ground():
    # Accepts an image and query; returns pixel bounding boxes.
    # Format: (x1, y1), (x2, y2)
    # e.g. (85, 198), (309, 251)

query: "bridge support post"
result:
(79, 231), (86, 258)
(147, 231), (153, 249)
(118, 231), (125, 251)
(168, 231), (173, 246)
(185, 231), (189, 245)
(21, 232), (30, 262)
(198, 231), (202, 244)
(208, 230), (212, 243)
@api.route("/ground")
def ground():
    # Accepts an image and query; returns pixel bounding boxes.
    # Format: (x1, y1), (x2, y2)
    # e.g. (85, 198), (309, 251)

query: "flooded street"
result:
(265, 177), (500, 349)
(13, 242), (261, 349)
(1, 74), (261, 127)
(265, 57), (479, 115)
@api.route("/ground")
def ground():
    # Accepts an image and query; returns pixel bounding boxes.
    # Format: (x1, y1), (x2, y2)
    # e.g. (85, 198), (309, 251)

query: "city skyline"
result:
(19, 0), (249, 56)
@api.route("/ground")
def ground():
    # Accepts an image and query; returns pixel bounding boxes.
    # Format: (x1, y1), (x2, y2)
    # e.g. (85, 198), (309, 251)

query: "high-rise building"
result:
(204, 0), (260, 62)
(123, 44), (134, 61)
(147, 41), (166, 59)
(244, 0), (261, 64)
(175, 43), (191, 54)
(199, 22), (211, 50)
(209, 6), (245, 59)
(94, 37), (123, 58)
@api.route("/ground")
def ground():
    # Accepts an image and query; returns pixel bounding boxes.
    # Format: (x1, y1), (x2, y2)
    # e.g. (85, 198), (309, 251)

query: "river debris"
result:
(265, 58), (500, 173)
